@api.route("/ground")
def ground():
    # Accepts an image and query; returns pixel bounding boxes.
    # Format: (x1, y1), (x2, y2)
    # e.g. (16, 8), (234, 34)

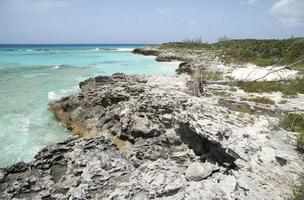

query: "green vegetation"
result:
(281, 113), (304, 152)
(294, 183), (304, 200)
(161, 38), (210, 50)
(229, 87), (238, 92)
(241, 96), (275, 105)
(280, 113), (304, 200)
(213, 38), (304, 68)
(203, 71), (222, 81)
(234, 78), (304, 96)
(256, 58), (272, 67)
(161, 38), (304, 69)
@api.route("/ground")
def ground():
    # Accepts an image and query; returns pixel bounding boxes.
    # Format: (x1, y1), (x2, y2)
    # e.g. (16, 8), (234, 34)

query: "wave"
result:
(92, 48), (117, 51)
(1, 47), (135, 53)
(116, 48), (134, 52)
(0, 48), (53, 52)
(48, 87), (79, 101)
(91, 48), (134, 52)
(53, 64), (61, 70)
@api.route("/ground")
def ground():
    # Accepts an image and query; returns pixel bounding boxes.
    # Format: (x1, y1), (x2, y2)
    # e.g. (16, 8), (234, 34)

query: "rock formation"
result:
(1, 73), (302, 199)
(132, 47), (226, 75)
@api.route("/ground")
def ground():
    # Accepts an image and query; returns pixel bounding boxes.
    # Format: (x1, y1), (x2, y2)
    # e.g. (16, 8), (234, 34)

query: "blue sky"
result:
(0, 0), (303, 44)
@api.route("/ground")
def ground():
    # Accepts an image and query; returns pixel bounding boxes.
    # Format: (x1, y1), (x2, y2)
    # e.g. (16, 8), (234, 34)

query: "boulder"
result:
(185, 162), (215, 181)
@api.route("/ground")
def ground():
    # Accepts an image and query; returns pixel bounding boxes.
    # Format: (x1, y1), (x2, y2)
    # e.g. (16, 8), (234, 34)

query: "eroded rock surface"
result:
(132, 47), (226, 75)
(1, 73), (303, 200)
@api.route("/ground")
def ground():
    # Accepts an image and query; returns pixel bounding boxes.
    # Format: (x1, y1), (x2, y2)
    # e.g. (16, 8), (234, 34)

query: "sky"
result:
(0, 0), (303, 44)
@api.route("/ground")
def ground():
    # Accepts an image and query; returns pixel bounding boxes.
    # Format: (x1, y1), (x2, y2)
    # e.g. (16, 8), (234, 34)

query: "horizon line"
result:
(0, 43), (159, 45)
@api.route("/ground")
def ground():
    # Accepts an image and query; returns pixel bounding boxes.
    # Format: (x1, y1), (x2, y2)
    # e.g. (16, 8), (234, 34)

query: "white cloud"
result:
(270, 0), (304, 26)
(3, 0), (69, 13)
(241, 0), (259, 5)
(155, 8), (169, 15)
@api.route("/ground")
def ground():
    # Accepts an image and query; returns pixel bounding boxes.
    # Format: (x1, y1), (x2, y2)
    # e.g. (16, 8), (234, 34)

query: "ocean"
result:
(0, 44), (177, 167)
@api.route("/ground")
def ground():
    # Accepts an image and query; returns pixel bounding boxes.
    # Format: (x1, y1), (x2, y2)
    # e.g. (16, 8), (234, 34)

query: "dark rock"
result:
(132, 48), (161, 56)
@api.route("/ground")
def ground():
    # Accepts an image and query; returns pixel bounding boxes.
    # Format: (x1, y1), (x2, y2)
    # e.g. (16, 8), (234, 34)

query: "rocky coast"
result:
(1, 44), (304, 200)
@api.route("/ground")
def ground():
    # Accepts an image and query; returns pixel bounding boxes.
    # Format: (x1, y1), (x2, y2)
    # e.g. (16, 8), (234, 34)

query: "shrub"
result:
(256, 58), (272, 67)
(161, 38), (304, 70)
(294, 182), (304, 200)
(236, 78), (304, 96)
(281, 113), (304, 152)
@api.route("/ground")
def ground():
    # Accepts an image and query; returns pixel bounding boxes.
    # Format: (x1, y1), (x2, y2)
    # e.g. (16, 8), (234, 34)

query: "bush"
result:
(236, 78), (304, 96)
(161, 38), (304, 70)
(294, 182), (304, 200)
(281, 113), (304, 152)
(256, 58), (272, 67)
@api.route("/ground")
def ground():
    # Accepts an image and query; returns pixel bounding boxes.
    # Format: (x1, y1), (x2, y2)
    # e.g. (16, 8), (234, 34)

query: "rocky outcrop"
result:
(1, 73), (303, 199)
(132, 47), (161, 56)
(133, 47), (227, 75)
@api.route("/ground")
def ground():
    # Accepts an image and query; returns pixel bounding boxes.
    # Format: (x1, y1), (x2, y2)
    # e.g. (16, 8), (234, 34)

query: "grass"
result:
(241, 97), (275, 105)
(160, 38), (304, 70)
(203, 71), (222, 81)
(234, 78), (304, 96)
(294, 183), (304, 200)
(281, 113), (304, 152)
(280, 113), (304, 199)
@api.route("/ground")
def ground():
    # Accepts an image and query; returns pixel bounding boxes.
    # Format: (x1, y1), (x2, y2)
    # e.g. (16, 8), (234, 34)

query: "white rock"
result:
(185, 162), (214, 181)
(219, 175), (237, 195)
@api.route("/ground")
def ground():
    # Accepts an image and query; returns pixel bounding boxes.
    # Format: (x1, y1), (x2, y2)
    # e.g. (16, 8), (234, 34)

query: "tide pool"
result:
(0, 44), (177, 167)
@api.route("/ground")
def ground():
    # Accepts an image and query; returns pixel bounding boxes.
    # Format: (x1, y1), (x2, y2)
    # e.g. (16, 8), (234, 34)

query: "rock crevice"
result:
(1, 73), (303, 200)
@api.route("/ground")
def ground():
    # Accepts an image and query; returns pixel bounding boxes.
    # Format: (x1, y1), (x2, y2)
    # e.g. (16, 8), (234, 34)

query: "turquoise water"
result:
(0, 44), (177, 167)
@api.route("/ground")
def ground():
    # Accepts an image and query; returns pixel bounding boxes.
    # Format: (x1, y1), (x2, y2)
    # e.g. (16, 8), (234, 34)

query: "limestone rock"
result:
(185, 162), (214, 181)
(0, 73), (302, 199)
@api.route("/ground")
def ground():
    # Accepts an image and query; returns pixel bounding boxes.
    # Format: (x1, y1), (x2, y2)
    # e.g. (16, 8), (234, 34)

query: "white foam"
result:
(48, 87), (79, 101)
(230, 64), (298, 81)
(48, 91), (59, 101)
(53, 64), (61, 69)
(116, 48), (135, 52)
(20, 117), (30, 134)
(91, 48), (134, 52)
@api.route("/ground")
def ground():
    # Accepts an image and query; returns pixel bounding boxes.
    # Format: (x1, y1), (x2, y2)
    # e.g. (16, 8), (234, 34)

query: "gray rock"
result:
(0, 73), (302, 200)
(185, 162), (214, 181)
(219, 175), (237, 195)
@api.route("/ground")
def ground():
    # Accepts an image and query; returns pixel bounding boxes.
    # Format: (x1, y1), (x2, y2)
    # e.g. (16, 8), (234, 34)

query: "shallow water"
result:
(0, 44), (177, 167)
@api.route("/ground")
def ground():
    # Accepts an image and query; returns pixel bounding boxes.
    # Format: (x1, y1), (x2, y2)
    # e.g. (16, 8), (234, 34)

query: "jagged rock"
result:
(1, 74), (303, 199)
(185, 162), (215, 181)
(133, 47), (226, 75)
(0, 170), (5, 183)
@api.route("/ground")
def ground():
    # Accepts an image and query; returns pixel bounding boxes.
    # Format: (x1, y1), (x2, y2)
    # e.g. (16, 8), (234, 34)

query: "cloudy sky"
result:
(0, 0), (303, 44)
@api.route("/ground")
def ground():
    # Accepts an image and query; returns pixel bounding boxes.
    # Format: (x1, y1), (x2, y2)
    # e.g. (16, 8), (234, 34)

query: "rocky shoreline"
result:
(0, 47), (303, 199)
(132, 46), (224, 75)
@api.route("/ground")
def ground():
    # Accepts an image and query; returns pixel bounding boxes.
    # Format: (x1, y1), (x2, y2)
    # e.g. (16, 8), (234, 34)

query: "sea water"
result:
(0, 44), (177, 167)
